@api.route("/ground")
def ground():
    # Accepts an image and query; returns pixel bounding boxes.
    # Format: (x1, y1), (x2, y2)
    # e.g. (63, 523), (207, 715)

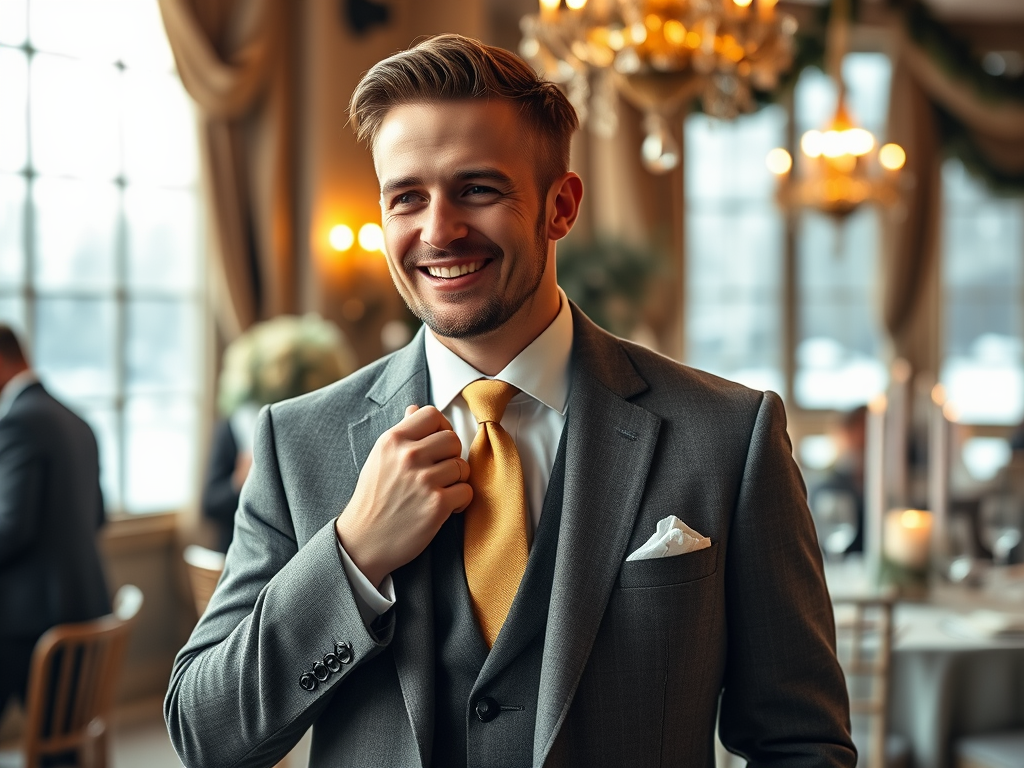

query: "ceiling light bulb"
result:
(329, 224), (354, 252)
(765, 148), (792, 175)
(845, 128), (874, 156)
(821, 130), (846, 158)
(879, 143), (906, 171)
(358, 223), (385, 252)
(566, 0), (587, 10)
(800, 130), (822, 158)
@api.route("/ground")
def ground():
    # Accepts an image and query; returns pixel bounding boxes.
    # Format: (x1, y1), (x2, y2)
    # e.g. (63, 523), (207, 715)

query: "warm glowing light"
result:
(358, 223), (385, 252)
(821, 130), (846, 158)
(765, 147), (792, 175)
(663, 20), (686, 45)
(879, 143), (906, 171)
(845, 128), (874, 156)
(733, 0), (753, 6)
(329, 224), (354, 252)
(539, 0), (560, 9)
(800, 130), (822, 158)
(868, 394), (887, 414)
(607, 29), (625, 50)
(565, 0), (587, 10)
(684, 31), (701, 49)
(931, 383), (947, 406)
(942, 402), (960, 423)
(900, 509), (931, 529)
(629, 22), (647, 44)
(645, 13), (663, 31)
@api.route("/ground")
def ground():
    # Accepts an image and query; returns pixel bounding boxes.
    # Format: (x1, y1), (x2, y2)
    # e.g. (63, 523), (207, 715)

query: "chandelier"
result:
(520, 0), (798, 173)
(766, 0), (906, 217)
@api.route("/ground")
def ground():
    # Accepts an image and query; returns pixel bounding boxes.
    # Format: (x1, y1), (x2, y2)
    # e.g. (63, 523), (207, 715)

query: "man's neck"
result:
(432, 287), (561, 376)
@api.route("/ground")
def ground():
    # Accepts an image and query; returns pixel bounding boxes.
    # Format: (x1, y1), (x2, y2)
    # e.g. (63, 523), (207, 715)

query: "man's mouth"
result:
(423, 260), (486, 279)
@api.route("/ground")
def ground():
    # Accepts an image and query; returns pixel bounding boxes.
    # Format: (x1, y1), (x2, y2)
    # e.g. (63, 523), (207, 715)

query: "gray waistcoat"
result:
(430, 438), (566, 768)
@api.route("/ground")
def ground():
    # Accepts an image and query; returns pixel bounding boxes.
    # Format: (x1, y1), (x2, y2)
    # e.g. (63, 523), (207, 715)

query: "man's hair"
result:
(349, 34), (579, 190)
(0, 324), (26, 365)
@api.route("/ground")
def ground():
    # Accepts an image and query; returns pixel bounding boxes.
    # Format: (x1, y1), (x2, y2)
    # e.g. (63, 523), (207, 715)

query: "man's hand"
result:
(335, 405), (472, 588)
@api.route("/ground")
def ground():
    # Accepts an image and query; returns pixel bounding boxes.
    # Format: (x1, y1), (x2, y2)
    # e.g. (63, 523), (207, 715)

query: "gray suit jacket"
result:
(166, 306), (855, 768)
(0, 382), (110, 640)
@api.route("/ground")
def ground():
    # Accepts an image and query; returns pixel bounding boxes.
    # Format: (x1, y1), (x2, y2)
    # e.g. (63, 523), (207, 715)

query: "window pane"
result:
(0, 173), (25, 287)
(126, 299), (199, 395)
(685, 107), (784, 393)
(34, 297), (116, 399)
(33, 177), (118, 290)
(0, 294), (25, 332)
(30, 53), (120, 179)
(125, 396), (197, 513)
(941, 159), (1024, 425)
(686, 108), (786, 203)
(0, 48), (27, 172)
(29, 0), (122, 61)
(74, 400), (121, 512)
(125, 186), (200, 291)
(123, 70), (198, 186)
(796, 209), (887, 409)
(0, 0), (27, 46)
(117, 0), (175, 72)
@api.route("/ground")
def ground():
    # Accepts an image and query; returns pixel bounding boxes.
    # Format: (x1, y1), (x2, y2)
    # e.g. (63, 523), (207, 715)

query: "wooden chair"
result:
(183, 545), (225, 618)
(833, 594), (909, 768)
(10, 585), (143, 768)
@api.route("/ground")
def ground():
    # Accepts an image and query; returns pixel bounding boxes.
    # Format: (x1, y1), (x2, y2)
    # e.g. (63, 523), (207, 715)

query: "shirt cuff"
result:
(336, 539), (396, 628)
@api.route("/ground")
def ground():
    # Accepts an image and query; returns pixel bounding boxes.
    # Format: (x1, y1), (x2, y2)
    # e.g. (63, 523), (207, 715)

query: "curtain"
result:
(158, 0), (296, 339)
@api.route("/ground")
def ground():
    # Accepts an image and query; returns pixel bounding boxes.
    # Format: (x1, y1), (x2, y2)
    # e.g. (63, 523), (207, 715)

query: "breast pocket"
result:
(617, 541), (719, 589)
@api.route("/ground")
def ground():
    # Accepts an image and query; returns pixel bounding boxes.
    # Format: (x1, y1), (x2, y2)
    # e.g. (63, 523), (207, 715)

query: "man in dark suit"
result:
(166, 35), (854, 767)
(0, 325), (110, 712)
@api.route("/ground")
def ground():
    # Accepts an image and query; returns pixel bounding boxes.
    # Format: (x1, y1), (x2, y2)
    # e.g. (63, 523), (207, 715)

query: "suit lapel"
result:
(346, 331), (436, 768)
(534, 309), (662, 766)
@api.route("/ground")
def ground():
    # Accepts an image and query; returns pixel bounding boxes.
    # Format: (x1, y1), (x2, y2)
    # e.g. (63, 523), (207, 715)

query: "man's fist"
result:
(335, 405), (472, 588)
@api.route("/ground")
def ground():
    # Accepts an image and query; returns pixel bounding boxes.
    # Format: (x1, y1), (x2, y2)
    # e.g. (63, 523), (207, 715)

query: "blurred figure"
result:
(0, 324), (110, 713)
(810, 405), (868, 556)
(202, 315), (357, 552)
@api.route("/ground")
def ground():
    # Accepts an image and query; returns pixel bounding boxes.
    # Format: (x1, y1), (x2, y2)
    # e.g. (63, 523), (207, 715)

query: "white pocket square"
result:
(626, 515), (711, 561)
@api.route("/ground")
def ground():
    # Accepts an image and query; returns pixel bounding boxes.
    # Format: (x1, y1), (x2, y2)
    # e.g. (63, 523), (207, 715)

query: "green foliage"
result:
(556, 238), (664, 337)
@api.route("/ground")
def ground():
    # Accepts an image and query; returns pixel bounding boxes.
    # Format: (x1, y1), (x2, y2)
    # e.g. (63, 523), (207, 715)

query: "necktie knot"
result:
(462, 379), (519, 425)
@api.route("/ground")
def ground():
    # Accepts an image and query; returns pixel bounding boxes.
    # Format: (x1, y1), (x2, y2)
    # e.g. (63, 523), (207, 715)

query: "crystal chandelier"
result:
(766, 0), (906, 217)
(520, 0), (799, 173)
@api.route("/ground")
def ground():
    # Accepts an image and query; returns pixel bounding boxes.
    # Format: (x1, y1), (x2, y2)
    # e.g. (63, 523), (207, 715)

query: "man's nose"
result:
(420, 198), (469, 250)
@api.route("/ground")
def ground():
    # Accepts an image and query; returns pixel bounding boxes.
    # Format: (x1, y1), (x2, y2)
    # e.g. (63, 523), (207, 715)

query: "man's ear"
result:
(546, 172), (584, 241)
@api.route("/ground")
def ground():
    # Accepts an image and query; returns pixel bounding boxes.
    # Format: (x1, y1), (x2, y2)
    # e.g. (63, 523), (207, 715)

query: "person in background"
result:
(0, 324), (110, 714)
(810, 405), (868, 555)
(202, 315), (357, 552)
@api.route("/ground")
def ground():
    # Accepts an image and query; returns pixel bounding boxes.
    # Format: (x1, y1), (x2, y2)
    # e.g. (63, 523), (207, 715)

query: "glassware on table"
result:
(812, 488), (858, 561)
(979, 494), (1024, 567)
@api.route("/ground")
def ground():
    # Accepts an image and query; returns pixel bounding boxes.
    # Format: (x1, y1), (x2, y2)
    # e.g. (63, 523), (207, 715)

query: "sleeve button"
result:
(312, 661), (329, 682)
(323, 653), (342, 673)
(335, 642), (353, 664)
(299, 673), (317, 692)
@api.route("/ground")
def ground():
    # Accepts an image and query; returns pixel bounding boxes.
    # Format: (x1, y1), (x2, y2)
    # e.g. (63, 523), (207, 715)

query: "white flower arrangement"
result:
(218, 314), (357, 416)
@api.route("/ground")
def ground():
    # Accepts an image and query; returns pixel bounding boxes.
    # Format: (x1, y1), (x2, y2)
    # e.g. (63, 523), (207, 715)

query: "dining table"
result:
(826, 558), (1024, 768)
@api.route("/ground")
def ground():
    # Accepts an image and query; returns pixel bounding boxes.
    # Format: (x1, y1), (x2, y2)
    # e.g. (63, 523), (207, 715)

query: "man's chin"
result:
(416, 303), (510, 341)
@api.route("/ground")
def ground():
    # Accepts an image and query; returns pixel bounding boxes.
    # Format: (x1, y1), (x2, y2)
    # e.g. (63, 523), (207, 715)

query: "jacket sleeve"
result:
(164, 405), (393, 768)
(0, 418), (45, 567)
(718, 391), (857, 767)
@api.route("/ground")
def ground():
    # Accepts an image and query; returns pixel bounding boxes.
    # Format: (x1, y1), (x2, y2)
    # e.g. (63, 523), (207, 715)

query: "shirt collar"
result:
(0, 369), (39, 420)
(424, 287), (574, 415)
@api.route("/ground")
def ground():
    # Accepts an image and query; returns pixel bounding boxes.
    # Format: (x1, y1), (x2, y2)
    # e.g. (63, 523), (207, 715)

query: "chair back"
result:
(833, 595), (895, 768)
(183, 545), (225, 618)
(21, 584), (143, 768)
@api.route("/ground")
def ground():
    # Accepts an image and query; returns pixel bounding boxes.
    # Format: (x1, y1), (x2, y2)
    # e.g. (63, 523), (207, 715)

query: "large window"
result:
(0, 0), (204, 514)
(684, 52), (892, 410)
(941, 158), (1024, 426)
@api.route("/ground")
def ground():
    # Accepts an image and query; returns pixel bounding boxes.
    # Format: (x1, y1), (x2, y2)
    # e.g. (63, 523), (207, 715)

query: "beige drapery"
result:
(882, 31), (1024, 375)
(158, 0), (296, 339)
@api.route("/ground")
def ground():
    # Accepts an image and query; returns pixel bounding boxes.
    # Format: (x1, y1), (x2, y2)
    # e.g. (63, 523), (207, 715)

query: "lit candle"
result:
(884, 509), (934, 571)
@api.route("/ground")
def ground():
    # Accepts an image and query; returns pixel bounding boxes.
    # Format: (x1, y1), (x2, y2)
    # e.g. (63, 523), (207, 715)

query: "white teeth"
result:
(426, 261), (484, 279)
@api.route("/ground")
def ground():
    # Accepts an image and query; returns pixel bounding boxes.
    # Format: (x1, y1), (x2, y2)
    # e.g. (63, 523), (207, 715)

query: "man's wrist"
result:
(334, 513), (387, 590)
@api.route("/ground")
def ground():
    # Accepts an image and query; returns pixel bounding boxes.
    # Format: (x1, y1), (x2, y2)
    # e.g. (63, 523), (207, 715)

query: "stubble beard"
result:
(400, 214), (549, 340)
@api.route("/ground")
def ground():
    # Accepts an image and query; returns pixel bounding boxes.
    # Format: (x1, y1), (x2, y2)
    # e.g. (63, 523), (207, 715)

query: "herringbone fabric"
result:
(461, 379), (529, 648)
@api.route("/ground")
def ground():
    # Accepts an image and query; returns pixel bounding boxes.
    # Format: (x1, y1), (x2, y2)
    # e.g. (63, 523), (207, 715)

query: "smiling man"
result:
(166, 35), (855, 768)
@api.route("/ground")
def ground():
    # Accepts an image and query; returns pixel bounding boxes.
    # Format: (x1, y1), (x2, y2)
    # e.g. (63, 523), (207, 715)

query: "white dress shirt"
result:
(339, 289), (575, 624)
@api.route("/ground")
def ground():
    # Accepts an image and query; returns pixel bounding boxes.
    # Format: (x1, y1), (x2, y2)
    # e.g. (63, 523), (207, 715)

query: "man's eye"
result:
(393, 193), (419, 206)
(466, 185), (497, 196)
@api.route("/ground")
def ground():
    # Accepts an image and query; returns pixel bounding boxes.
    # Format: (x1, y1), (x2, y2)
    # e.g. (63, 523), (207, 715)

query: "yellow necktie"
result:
(461, 379), (529, 648)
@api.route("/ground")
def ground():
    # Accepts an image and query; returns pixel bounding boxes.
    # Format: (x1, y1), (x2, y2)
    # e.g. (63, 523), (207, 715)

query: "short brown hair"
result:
(349, 34), (578, 188)
(0, 324), (26, 365)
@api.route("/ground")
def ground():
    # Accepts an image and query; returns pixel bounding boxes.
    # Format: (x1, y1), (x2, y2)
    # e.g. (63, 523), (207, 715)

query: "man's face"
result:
(374, 99), (552, 340)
